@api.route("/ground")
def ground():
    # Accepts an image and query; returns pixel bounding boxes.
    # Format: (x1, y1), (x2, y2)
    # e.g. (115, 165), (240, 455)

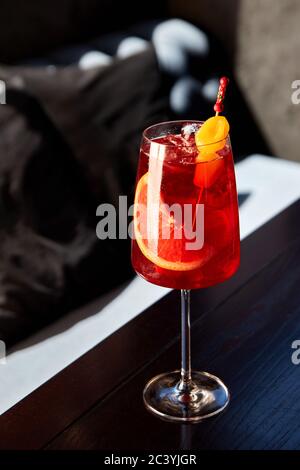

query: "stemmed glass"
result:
(131, 120), (240, 422)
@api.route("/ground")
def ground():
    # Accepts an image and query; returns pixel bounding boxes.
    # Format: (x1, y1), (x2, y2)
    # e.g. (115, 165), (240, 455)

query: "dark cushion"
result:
(0, 48), (167, 345)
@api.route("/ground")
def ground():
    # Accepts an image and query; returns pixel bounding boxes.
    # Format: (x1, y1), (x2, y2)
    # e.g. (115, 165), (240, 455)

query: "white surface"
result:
(0, 154), (300, 414)
(79, 51), (112, 69)
(116, 37), (149, 59)
(152, 19), (209, 75)
(237, 155), (300, 239)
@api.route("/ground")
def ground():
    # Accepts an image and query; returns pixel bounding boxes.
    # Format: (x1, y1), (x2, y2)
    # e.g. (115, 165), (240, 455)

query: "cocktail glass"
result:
(131, 120), (240, 422)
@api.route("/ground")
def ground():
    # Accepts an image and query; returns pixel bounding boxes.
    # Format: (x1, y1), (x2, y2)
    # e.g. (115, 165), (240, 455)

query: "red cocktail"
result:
(132, 122), (240, 289)
(131, 110), (240, 422)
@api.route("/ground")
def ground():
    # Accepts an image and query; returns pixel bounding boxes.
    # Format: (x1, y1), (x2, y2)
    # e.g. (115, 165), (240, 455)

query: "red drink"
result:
(131, 121), (240, 289)
(135, 87), (238, 423)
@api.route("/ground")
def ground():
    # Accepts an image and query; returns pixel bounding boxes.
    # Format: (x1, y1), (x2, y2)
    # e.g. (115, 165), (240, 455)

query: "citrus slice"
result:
(193, 157), (224, 188)
(134, 172), (203, 271)
(193, 116), (229, 188)
(195, 116), (229, 160)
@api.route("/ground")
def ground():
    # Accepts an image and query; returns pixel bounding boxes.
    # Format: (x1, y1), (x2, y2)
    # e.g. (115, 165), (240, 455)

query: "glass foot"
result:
(143, 370), (229, 423)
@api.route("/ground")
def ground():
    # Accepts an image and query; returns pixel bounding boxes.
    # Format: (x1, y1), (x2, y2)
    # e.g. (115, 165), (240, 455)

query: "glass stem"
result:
(179, 289), (192, 391)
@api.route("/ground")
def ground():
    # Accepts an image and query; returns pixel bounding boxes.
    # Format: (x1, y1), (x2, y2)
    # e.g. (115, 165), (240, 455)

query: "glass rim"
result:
(142, 120), (229, 148)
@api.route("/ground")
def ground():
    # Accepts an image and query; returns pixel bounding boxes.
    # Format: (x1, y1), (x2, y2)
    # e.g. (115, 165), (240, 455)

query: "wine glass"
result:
(131, 120), (240, 422)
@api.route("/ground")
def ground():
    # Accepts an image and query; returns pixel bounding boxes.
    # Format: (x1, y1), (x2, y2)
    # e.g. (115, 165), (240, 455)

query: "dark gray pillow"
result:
(0, 48), (166, 345)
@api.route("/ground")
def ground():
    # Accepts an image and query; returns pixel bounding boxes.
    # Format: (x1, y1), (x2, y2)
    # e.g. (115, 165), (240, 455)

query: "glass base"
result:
(143, 370), (229, 423)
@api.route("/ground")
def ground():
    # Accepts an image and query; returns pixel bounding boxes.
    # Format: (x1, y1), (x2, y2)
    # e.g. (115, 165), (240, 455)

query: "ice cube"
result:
(181, 123), (199, 143)
(164, 134), (185, 146)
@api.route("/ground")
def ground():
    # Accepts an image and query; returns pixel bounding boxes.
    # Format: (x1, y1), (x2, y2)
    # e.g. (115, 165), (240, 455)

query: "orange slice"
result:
(193, 157), (225, 188)
(195, 116), (229, 160)
(134, 172), (203, 271)
(193, 116), (229, 188)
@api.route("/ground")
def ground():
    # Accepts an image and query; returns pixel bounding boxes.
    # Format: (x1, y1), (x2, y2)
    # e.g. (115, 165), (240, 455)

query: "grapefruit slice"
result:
(134, 172), (203, 271)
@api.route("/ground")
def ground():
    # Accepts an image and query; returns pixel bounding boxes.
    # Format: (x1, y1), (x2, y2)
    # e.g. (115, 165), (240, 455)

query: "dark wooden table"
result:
(1, 200), (300, 450)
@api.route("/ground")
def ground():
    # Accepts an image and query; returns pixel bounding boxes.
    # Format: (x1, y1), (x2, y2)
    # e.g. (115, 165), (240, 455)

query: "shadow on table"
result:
(238, 192), (251, 207)
(9, 281), (130, 354)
